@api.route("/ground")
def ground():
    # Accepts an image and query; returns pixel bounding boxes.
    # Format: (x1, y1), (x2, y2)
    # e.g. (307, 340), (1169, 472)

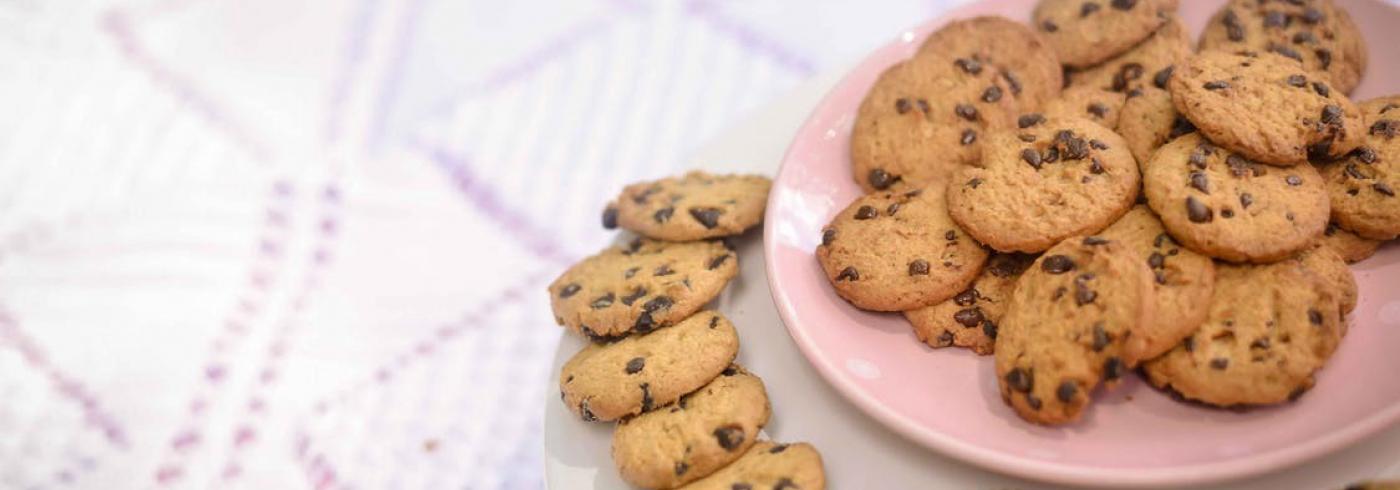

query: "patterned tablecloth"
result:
(0, 0), (962, 488)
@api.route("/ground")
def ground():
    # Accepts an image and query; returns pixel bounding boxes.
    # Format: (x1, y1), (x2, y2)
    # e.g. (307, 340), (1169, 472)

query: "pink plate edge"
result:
(761, 0), (1400, 487)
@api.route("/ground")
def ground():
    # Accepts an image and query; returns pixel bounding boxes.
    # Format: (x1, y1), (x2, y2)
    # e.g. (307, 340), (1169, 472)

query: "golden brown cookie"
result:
(1199, 0), (1367, 94)
(1320, 96), (1400, 240)
(995, 236), (1155, 425)
(549, 238), (737, 339)
(1142, 258), (1343, 408)
(1169, 50), (1363, 166)
(613, 365), (770, 489)
(1099, 205), (1216, 360)
(1042, 86), (1128, 128)
(917, 16), (1064, 111)
(1143, 133), (1330, 263)
(902, 253), (1036, 355)
(680, 441), (826, 490)
(605, 171), (771, 241)
(1296, 244), (1357, 318)
(1117, 86), (1197, 166)
(1032, 0), (1180, 69)
(850, 53), (1019, 193)
(948, 116), (1140, 253)
(817, 186), (988, 311)
(560, 311), (738, 422)
(1066, 15), (1193, 94)
(1319, 221), (1381, 263)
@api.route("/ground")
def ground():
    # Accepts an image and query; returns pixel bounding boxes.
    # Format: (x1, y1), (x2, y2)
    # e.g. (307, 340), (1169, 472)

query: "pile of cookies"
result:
(823, 0), (1396, 425)
(551, 171), (828, 488)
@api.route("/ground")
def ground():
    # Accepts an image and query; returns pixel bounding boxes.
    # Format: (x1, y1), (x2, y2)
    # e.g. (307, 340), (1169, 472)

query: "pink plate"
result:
(764, 0), (1400, 487)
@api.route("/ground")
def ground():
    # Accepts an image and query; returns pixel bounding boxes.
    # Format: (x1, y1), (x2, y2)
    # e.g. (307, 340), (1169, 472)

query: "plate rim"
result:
(761, 0), (1400, 486)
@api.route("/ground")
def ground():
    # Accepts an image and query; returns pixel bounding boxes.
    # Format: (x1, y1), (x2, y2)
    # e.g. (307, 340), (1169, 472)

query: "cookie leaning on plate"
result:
(995, 236), (1155, 425)
(1320, 222), (1381, 263)
(604, 171), (772, 241)
(1199, 0), (1367, 95)
(613, 365), (770, 489)
(916, 16), (1064, 111)
(948, 115), (1140, 253)
(1143, 133), (1329, 263)
(679, 441), (826, 490)
(561, 311), (739, 422)
(1032, 0), (1180, 69)
(903, 253), (1036, 355)
(1142, 257), (1343, 407)
(549, 238), (737, 339)
(1320, 95), (1400, 240)
(1169, 50), (1363, 165)
(817, 186), (988, 311)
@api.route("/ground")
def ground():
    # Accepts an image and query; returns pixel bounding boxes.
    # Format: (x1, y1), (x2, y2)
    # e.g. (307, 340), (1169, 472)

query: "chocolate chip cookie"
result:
(1320, 221), (1381, 263)
(1297, 244), (1358, 318)
(1169, 50), (1363, 165)
(1066, 15), (1193, 94)
(613, 365), (770, 489)
(1142, 258), (1343, 407)
(1117, 86), (1197, 166)
(605, 171), (771, 241)
(1199, 0), (1367, 94)
(903, 253), (1035, 355)
(1143, 133), (1330, 263)
(1099, 205), (1216, 360)
(680, 441), (826, 490)
(1321, 96), (1400, 240)
(1042, 86), (1128, 128)
(817, 186), (988, 311)
(948, 116), (1140, 253)
(995, 237), (1155, 425)
(1032, 0), (1180, 69)
(917, 16), (1064, 111)
(550, 238), (737, 339)
(560, 311), (739, 422)
(850, 54), (1019, 193)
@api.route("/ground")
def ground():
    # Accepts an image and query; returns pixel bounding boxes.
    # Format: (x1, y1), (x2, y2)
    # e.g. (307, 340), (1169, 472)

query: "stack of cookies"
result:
(824, 0), (1396, 425)
(551, 171), (828, 488)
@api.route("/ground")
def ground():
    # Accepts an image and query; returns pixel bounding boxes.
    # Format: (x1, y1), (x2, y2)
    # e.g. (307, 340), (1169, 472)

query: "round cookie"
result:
(817, 187), (988, 312)
(1142, 259), (1343, 408)
(1099, 205), (1216, 360)
(1320, 96), (1400, 240)
(917, 16), (1064, 111)
(850, 55), (1019, 192)
(903, 253), (1036, 355)
(680, 441), (826, 490)
(605, 171), (771, 241)
(995, 236), (1155, 425)
(1117, 86), (1197, 166)
(560, 311), (738, 422)
(1066, 15), (1193, 94)
(1320, 221), (1381, 263)
(1041, 86), (1128, 129)
(948, 116), (1140, 253)
(1199, 0), (1367, 94)
(1032, 0), (1180, 69)
(613, 365), (770, 489)
(549, 238), (738, 339)
(1169, 50), (1364, 165)
(1143, 134), (1330, 263)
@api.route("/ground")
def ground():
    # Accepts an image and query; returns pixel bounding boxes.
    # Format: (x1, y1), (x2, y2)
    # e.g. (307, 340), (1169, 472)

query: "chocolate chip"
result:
(1153, 66), (1174, 89)
(1042, 20), (1058, 32)
(1321, 105), (1343, 125)
(1103, 357), (1124, 380)
(955, 104), (978, 121)
(1111, 0), (1135, 10)
(1376, 182), (1396, 196)
(1052, 286), (1067, 300)
(868, 168), (895, 190)
(1316, 48), (1332, 69)
(1309, 309), (1324, 325)
(1186, 196), (1213, 223)
(673, 461), (687, 476)
(621, 287), (647, 306)
(836, 266), (859, 281)
(983, 320), (998, 339)
(632, 186), (660, 204)
(769, 444), (789, 454)
(1189, 149), (1208, 168)
(643, 295), (672, 314)
(936, 330), (955, 346)
(1092, 322), (1111, 352)
(1190, 171), (1210, 193)
(1087, 102), (1109, 118)
(1043, 146), (1060, 164)
(1022, 148), (1043, 169)
(968, 177), (983, 188)
(955, 58), (982, 75)
(1286, 175), (1303, 186)
(1355, 147), (1377, 164)
(954, 307), (984, 328)
(1287, 74), (1307, 87)
(689, 207), (723, 229)
(1170, 116), (1197, 139)
(641, 383), (654, 411)
(1292, 31), (1316, 45)
(1005, 368), (1033, 392)
(1083, 236), (1108, 246)
(602, 206), (619, 229)
(1112, 63), (1145, 92)
(711, 316), (721, 329)
(1240, 193), (1254, 208)
(1264, 10), (1287, 28)
(1026, 394), (1043, 410)
(774, 478), (798, 490)
(1373, 120), (1400, 138)
(983, 86), (1003, 103)
(1081, 1), (1101, 16)
(885, 203), (901, 217)
(1184, 337), (1195, 352)
(909, 259), (931, 276)
(954, 289), (979, 306)
(1204, 80), (1229, 90)
(1003, 70), (1024, 95)
(1210, 358), (1229, 370)
(1148, 252), (1165, 269)
(713, 425), (745, 451)
(591, 293), (615, 309)
(1225, 9), (1245, 41)
(1018, 113), (1045, 128)
(1057, 381), (1078, 402)
(961, 129), (977, 146)
(1090, 139), (1109, 150)
(855, 205), (878, 220)
(1042, 255), (1075, 274)
(1302, 7), (1324, 24)
(821, 228), (836, 246)
(1074, 278), (1097, 306)
(917, 99), (931, 115)
(580, 400), (597, 421)
(1251, 338), (1271, 349)
(895, 98), (912, 114)
(559, 283), (581, 298)
(653, 207), (675, 223)
(625, 357), (645, 374)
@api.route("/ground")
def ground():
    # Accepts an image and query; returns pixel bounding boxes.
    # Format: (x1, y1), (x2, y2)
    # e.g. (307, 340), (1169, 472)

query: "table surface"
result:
(543, 65), (1400, 490)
